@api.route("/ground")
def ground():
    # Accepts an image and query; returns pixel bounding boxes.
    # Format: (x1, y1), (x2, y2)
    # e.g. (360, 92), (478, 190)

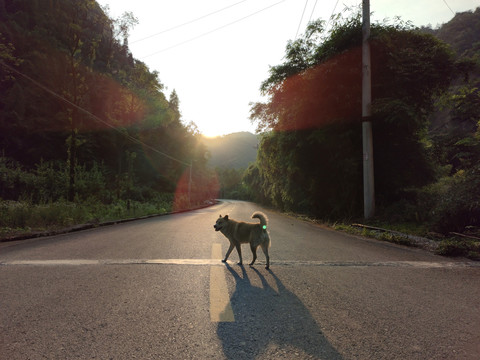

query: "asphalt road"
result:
(1, 200), (479, 359)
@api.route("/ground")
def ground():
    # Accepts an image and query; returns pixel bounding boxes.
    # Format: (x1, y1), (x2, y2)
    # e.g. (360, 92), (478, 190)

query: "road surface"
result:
(1, 200), (479, 359)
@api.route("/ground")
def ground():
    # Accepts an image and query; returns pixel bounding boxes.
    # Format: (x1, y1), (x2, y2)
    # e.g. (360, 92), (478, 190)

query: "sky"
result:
(97, 0), (479, 137)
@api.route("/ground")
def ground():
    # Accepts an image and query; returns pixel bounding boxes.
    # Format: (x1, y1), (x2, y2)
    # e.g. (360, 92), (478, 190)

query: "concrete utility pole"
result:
(362, 0), (375, 218)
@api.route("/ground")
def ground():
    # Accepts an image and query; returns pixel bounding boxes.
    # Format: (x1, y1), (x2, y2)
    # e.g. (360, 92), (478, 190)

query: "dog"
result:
(213, 212), (271, 269)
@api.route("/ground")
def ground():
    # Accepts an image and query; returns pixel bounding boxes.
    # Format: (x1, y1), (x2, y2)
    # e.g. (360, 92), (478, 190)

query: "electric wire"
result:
(325, 0), (340, 33)
(441, 0), (455, 15)
(307, 0), (319, 25)
(142, 0), (286, 57)
(0, 60), (190, 166)
(130, 0), (248, 44)
(295, 0), (309, 39)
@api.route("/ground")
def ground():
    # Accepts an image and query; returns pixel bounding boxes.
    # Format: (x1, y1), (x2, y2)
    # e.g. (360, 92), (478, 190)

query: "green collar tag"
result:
(262, 225), (267, 230)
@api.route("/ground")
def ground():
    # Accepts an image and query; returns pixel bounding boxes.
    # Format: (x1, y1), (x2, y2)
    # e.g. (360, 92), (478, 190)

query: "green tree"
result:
(422, 8), (480, 232)
(0, 0), (215, 211)
(250, 10), (455, 218)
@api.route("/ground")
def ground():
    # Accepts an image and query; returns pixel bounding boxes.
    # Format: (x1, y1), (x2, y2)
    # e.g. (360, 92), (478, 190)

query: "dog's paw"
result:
(221, 259), (227, 263)
(265, 265), (270, 270)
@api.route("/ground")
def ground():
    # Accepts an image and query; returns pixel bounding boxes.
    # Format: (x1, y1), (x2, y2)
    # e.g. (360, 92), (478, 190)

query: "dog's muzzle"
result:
(214, 225), (220, 231)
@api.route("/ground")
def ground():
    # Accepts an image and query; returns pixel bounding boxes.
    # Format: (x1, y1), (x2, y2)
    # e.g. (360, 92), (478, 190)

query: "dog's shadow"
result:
(217, 264), (343, 360)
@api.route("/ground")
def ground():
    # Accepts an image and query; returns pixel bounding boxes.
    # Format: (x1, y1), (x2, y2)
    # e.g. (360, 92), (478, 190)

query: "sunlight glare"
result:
(202, 132), (220, 139)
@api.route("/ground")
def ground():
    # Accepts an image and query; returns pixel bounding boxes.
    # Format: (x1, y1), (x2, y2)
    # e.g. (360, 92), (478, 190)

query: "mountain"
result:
(425, 7), (480, 135)
(201, 132), (259, 169)
(434, 7), (480, 58)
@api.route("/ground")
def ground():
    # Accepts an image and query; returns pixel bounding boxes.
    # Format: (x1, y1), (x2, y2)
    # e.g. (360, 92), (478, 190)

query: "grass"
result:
(332, 223), (416, 247)
(435, 239), (480, 260)
(0, 199), (173, 240)
(332, 222), (480, 261)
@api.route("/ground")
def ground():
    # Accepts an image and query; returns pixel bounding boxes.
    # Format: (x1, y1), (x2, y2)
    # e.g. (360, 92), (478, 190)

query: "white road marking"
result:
(1, 259), (101, 266)
(1, 259), (479, 268)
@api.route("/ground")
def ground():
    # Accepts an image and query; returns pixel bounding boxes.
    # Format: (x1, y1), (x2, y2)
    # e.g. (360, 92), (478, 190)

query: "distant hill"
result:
(201, 132), (259, 169)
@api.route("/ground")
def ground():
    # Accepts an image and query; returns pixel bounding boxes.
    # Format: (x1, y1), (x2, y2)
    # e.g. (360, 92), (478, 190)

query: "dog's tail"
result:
(252, 212), (271, 248)
(252, 211), (268, 227)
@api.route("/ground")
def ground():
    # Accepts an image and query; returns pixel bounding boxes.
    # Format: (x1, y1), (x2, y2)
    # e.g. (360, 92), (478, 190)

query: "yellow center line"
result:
(211, 243), (223, 260)
(209, 243), (234, 322)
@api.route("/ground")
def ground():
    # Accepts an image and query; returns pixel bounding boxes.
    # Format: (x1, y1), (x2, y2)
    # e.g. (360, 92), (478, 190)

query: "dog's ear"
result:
(219, 214), (222, 218)
(224, 215), (229, 220)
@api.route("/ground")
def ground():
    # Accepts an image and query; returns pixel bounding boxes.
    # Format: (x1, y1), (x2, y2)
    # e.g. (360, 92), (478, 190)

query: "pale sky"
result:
(97, 0), (479, 137)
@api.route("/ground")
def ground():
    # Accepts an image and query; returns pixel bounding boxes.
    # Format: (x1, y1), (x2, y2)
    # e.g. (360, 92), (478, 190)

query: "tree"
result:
(249, 10), (455, 218)
(0, 0), (214, 209)
(63, 0), (98, 201)
(421, 8), (480, 232)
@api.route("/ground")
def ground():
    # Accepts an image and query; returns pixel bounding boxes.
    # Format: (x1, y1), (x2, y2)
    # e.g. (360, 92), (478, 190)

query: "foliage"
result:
(216, 167), (248, 200)
(242, 162), (266, 203)
(0, 0), (217, 214)
(332, 223), (415, 247)
(247, 9), (455, 219)
(436, 238), (480, 260)
(420, 7), (480, 234)
(434, 7), (480, 58)
(0, 197), (174, 236)
(418, 166), (480, 233)
(253, 129), (362, 218)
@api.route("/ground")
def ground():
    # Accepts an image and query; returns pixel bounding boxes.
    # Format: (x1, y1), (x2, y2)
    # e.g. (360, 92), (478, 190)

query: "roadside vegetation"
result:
(0, 199), (171, 238)
(241, 7), (480, 259)
(332, 223), (480, 261)
(0, 1), (218, 239)
(0, 156), (212, 239)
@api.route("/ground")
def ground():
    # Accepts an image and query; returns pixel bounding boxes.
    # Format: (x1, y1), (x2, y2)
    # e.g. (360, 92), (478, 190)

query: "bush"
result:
(436, 239), (480, 260)
(0, 157), (37, 201)
(420, 166), (480, 233)
(74, 162), (108, 202)
(0, 197), (176, 236)
(0, 201), (32, 228)
(35, 160), (68, 202)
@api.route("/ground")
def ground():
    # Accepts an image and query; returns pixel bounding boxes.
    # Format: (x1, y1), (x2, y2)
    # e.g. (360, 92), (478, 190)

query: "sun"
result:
(199, 124), (227, 138)
(201, 132), (220, 139)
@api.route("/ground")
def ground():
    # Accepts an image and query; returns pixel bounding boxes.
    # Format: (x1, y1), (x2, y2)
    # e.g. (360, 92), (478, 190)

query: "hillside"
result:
(427, 7), (480, 137)
(201, 132), (259, 169)
(0, 0), (215, 206)
(434, 7), (480, 58)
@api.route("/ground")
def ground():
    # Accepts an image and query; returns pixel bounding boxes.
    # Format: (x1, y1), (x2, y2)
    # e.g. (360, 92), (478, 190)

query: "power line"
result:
(307, 0), (319, 25)
(442, 0), (455, 15)
(0, 60), (190, 166)
(142, 0), (286, 57)
(325, 0), (340, 32)
(130, 0), (249, 44)
(295, 0), (309, 39)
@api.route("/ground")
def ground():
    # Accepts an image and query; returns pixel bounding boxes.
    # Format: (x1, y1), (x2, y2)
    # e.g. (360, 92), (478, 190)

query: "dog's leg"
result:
(261, 243), (270, 269)
(222, 243), (235, 263)
(235, 244), (243, 265)
(249, 244), (257, 266)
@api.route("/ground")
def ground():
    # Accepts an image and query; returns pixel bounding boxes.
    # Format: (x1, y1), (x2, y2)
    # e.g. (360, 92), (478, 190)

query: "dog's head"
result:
(213, 214), (229, 232)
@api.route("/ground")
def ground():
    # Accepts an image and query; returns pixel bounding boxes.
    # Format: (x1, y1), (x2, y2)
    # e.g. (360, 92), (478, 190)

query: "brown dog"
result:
(214, 212), (271, 269)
